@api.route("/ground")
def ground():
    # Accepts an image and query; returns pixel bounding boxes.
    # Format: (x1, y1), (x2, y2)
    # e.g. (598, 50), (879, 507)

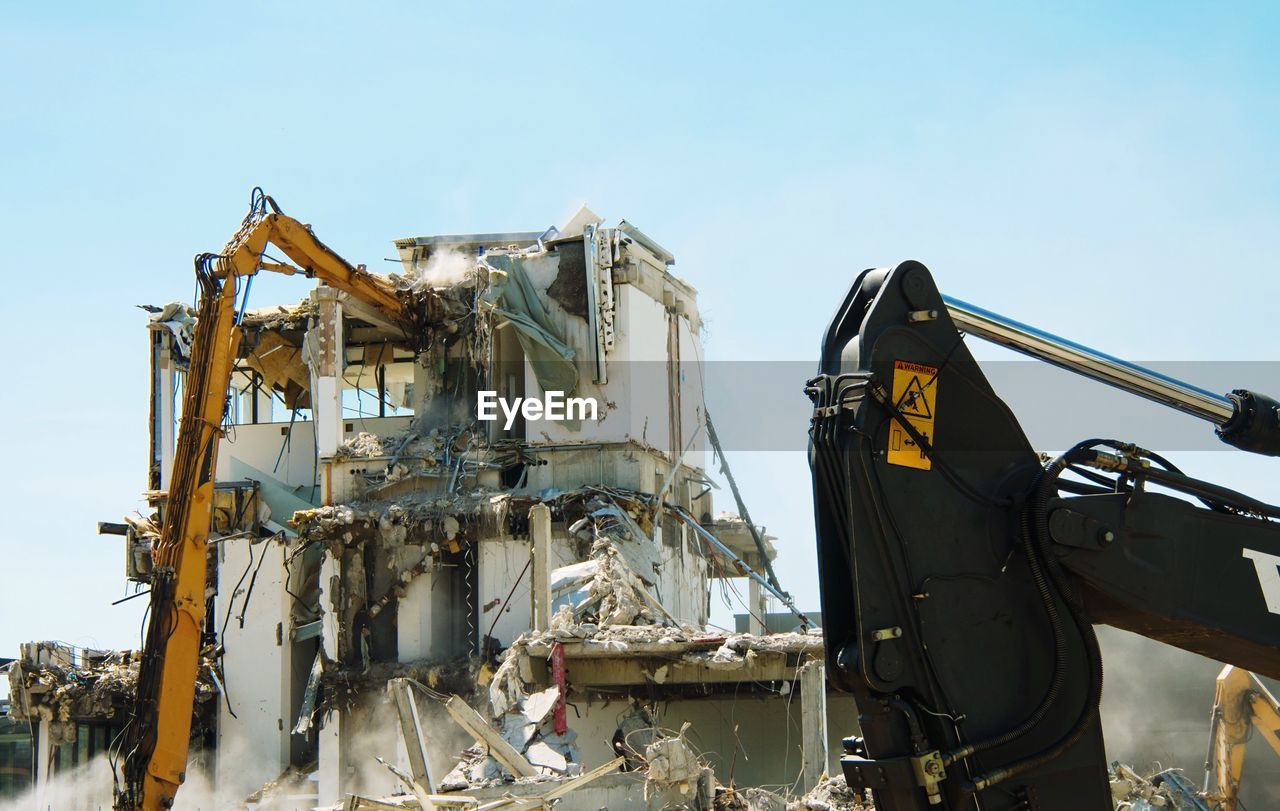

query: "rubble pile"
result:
(240, 300), (314, 332)
(787, 776), (871, 811)
(335, 431), (392, 458)
(440, 684), (580, 790)
(292, 484), (708, 678)
(317, 656), (481, 716)
(1109, 763), (1208, 810)
(715, 787), (788, 811)
(330, 421), (481, 478)
(245, 764), (318, 806)
(388, 249), (484, 296)
(488, 622), (822, 718)
(642, 730), (710, 799)
(5, 648), (218, 744)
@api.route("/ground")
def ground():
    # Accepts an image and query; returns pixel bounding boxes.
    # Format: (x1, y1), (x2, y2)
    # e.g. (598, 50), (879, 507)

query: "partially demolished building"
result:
(6, 209), (855, 809)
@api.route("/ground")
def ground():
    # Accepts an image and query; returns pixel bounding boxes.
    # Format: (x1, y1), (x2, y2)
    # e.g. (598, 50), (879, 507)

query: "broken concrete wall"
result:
(477, 537), (576, 651)
(526, 278), (705, 465)
(388, 224), (704, 470)
(654, 523), (712, 627)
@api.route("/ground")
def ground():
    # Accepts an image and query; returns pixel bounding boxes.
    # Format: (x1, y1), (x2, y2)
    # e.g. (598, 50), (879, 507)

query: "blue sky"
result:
(2, 2), (1279, 655)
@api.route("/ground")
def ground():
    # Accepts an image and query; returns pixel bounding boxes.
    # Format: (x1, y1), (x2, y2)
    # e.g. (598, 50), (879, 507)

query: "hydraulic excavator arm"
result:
(116, 190), (405, 811)
(808, 261), (1280, 811)
(1206, 666), (1280, 811)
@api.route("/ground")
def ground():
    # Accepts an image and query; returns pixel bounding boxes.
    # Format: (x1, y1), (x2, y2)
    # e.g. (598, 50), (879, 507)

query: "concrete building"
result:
(7, 208), (852, 810)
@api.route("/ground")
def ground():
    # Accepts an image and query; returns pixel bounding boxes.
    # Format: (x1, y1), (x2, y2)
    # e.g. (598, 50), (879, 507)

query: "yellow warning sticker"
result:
(887, 360), (938, 470)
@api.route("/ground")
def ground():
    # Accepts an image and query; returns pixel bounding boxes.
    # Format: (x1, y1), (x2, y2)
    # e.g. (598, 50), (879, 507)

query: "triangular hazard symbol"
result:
(896, 376), (932, 419)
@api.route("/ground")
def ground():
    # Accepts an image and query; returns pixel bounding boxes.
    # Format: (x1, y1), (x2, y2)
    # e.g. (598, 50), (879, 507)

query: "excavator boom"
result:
(116, 191), (405, 810)
(808, 261), (1280, 810)
(1207, 666), (1280, 810)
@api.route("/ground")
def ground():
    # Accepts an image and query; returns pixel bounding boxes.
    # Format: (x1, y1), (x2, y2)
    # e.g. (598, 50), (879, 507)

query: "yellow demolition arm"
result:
(120, 197), (404, 810)
(1209, 665), (1280, 811)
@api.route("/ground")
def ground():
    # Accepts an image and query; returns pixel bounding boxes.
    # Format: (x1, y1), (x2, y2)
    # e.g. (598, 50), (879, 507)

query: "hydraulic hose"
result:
(943, 466), (1071, 765)
(964, 442), (1107, 791)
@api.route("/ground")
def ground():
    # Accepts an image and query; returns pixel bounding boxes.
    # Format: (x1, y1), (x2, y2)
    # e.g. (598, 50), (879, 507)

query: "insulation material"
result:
(243, 329), (311, 409)
(148, 301), (196, 361)
(575, 500), (661, 585)
(292, 651), (324, 735)
(337, 431), (392, 458)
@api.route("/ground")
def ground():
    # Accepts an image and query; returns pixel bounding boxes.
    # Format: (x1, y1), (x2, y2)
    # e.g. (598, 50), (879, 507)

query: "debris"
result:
(6, 644), (217, 741)
(786, 776), (871, 811)
(342, 795), (417, 810)
(443, 695), (539, 779)
(293, 650), (324, 735)
(388, 678), (438, 793)
(246, 764), (320, 806)
(542, 756), (624, 800)
(645, 734), (703, 788)
(1109, 763), (1210, 810)
(524, 740), (568, 773)
(439, 749), (505, 792)
(148, 302), (196, 361)
(377, 756), (436, 811)
(337, 431), (392, 458)
(721, 787), (789, 811)
(521, 686), (560, 726)
(86, 211), (845, 811)
(613, 703), (659, 769)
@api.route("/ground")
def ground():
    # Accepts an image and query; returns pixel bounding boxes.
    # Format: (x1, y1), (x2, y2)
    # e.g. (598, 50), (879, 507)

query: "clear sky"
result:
(2, 2), (1279, 656)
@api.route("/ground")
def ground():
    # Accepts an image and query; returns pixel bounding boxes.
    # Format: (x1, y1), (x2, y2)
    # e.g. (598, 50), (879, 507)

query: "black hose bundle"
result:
(961, 440), (1110, 792)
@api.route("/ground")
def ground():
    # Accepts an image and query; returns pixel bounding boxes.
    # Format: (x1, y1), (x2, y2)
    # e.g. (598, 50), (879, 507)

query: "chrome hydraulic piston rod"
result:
(941, 295), (1280, 456)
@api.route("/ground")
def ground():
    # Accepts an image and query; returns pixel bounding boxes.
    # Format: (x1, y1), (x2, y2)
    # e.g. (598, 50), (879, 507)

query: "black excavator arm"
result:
(807, 261), (1280, 810)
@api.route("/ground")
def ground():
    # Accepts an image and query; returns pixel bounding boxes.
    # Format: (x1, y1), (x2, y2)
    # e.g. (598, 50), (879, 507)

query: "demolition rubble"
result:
(4, 644), (217, 747)
(0, 206), (1229, 811)
(1108, 763), (1210, 811)
(3, 208), (860, 809)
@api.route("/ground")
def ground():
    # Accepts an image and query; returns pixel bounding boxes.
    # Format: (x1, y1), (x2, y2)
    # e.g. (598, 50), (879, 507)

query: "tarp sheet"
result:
(483, 254), (579, 397)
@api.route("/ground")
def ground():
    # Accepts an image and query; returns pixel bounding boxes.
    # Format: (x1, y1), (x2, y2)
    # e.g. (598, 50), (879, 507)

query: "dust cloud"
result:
(420, 249), (475, 287)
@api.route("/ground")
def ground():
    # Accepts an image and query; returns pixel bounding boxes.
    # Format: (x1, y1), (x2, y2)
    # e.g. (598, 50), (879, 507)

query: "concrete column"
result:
(799, 659), (829, 792)
(319, 551), (343, 662)
(34, 718), (53, 809)
(153, 332), (176, 490)
(316, 707), (349, 806)
(310, 287), (344, 506)
(530, 504), (552, 631)
(412, 351), (435, 415)
(748, 577), (766, 636)
(316, 543), (349, 806)
(310, 286), (344, 459)
(251, 373), (275, 424)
